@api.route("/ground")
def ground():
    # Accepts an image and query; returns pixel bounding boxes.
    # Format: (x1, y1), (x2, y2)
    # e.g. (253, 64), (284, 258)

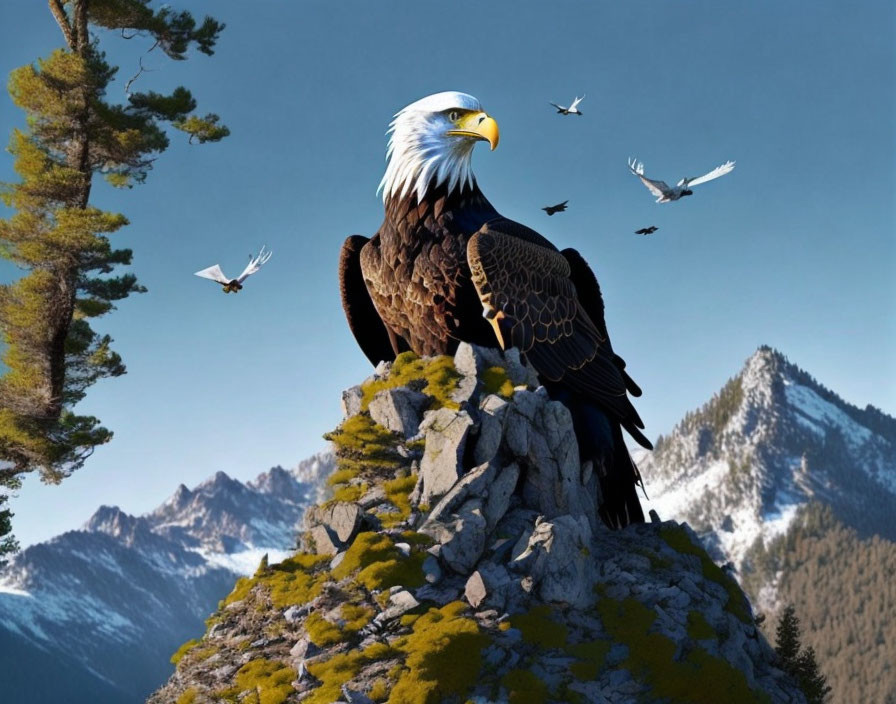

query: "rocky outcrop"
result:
(150, 345), (806, 704)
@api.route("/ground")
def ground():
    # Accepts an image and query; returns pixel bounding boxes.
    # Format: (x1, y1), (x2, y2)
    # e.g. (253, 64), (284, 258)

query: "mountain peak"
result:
(83, 505), (139, 536)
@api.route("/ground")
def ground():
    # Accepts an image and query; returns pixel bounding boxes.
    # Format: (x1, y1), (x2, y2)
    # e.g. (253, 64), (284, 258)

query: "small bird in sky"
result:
(634, 226), (658, 235)
(194, 246), (272, 293)
(542, 200), (569, 215)
(549, 95), (584, 116)
(628, 158), (735, 203)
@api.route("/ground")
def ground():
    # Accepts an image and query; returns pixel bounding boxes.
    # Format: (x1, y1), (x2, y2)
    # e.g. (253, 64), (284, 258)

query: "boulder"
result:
(417, 408), (474, 506)
(367, 388), (429, 438)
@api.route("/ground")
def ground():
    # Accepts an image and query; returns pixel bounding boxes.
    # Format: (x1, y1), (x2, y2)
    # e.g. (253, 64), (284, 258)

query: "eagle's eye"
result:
(448, 110), (459, 122)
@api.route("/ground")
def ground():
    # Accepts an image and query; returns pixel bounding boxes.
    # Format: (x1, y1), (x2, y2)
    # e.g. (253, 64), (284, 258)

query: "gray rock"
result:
(341, 386), (363, 418)
(381, 589), (420, 620)
(421, 498), (488, 574)
(472, 395), (508, 465)
(368, 387), (429, 438)
(307, 524), (340, 555)
(502, 347), (540, 388)
(306, 502), (362, 545)
(423, 460), (497, 527)
(453, 342), (504, 378)
(450, 374), (479, 405)
(358, 485), (386, 510)
(341, 685), (374, 704)
(464, 570), (488, 608)
(483, 462), (520, 530)
(510, 514), (595, 608)
(422, 555), (442, 584)
(418, 408), (474, 506)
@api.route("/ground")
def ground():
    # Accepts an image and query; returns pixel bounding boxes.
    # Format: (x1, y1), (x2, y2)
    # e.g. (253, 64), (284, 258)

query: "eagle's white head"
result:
(378, 91), (499, 204)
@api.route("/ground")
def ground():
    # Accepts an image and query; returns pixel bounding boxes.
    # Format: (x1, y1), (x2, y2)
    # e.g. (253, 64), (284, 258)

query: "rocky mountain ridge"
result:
(151, 344), (805, 704)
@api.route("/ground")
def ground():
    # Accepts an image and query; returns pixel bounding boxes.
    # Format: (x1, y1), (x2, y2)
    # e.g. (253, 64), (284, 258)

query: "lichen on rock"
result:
(149, 343), (807, 704)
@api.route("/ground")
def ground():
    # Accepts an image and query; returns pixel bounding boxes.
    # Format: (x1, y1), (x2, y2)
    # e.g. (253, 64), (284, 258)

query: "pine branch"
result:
(47, 0), (75, 49)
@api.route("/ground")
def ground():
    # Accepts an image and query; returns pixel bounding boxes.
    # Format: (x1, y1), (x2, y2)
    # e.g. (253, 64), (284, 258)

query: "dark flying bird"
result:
(339, 92), (650, 528)
(628, 157), (735, 203)
(194, 246), (272, 293)
(550, 95), (585, 116)
(634, 226), (658, 235)
(542, 200), (569, 216)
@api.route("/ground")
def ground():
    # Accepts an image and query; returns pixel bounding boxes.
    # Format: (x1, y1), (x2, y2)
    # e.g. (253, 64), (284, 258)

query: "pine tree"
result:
(797, 646), (832, 704)
(775, 604), (831, 703)
(775, 604), (802, 673)
(0, 0), (229, 556)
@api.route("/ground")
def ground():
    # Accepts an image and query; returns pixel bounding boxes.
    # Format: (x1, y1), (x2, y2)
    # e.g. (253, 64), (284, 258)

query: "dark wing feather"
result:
(467, 220), (647, 440)
(339, 235), (400, 367)
(560, 248), (643, 397)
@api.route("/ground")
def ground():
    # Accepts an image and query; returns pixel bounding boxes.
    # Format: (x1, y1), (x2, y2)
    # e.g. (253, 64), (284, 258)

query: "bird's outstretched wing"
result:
(194, 264), (230, 284)
(628, 158), (670, 199)
(466, 220), (646, 436)
(570, 95), (584, 110)
(236, 246), (273, 283)
(684, 160), (735, 187)
(549, 102), (566, 111)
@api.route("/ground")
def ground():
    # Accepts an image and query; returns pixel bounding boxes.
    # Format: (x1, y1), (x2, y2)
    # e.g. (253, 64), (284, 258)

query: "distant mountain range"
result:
(639, 346), (896, 702)
(0, 452), (334, 704)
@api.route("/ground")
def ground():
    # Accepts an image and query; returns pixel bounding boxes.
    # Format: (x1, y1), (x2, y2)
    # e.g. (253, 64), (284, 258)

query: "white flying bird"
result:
(628, 158), (735, 203)
(549, 95), (585, 116)
(194, 246), (272, 293)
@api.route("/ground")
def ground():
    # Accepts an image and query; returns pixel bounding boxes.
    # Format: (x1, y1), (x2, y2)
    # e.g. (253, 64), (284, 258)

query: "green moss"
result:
(501, 668), (548, 704)
(659, 526), (752, 623)
(687, 610), (717, 640)
(265, 554), (332, 609)
(328, 468), (361, 486)
(170, 639), (199, 665)
(306, 611), (344, 647)
(306, 642), (395, 704)
(510, 605), (569, 649)
(332, 531), (425, 591)
(176, 689), (199, 704)
(388, 601), (489, 704)
(231, 659), (297, 704)
(330, 482), (366, 503)
(595, 595), (769, 704)
(222, 576), (254, 606)
(566, 639), (611, 680)
(384, 474), (417, 513)
(482, 366), (515, 398)
(368, 679), (390, 702)
(325, 413), (405, 474)
(361, 351), (462, 411)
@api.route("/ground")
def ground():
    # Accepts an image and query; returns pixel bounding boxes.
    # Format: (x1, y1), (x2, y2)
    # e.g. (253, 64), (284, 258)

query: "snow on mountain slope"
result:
(0, 451), (334, 704)
(639, 346), (896, 577)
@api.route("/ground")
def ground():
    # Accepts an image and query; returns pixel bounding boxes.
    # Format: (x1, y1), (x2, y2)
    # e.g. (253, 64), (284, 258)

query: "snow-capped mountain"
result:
(640, 346), (895, 576)
(0, 452), (334, 704)
(637, 347), (896, 702)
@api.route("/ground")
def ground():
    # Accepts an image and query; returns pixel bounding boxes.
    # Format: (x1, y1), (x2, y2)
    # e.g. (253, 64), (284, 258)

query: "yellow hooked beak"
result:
(445, 111), (500, 150)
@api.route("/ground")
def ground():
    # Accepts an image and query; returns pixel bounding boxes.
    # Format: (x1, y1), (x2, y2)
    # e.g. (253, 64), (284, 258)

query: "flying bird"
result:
(634, 226), (658, 235)
(194, 246), (272, 293)
(339, 92), (649, 529)
(549, 95), (584, 116)
(542, 200), (568, 216)
(628, 158), (735, 203)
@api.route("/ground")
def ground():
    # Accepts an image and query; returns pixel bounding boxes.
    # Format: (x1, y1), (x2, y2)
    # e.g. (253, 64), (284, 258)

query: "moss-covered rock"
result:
(149, 344), (806, 704)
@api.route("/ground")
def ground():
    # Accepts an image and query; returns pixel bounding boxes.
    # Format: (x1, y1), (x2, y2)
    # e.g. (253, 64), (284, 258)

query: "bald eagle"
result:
(339, 92), (649, 528)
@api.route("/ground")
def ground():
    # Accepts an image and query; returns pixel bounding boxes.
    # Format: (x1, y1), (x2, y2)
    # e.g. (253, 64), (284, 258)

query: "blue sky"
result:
(1, 0), (893, 547)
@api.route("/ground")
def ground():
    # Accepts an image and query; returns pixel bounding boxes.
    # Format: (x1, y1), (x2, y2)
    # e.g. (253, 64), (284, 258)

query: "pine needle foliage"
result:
(0, 0), (229, 556)
(775, 604), (832, 703)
